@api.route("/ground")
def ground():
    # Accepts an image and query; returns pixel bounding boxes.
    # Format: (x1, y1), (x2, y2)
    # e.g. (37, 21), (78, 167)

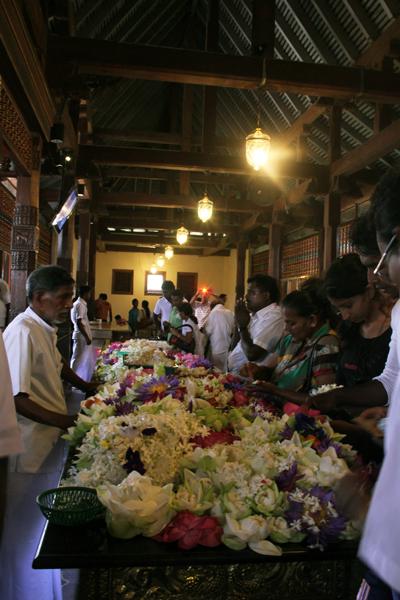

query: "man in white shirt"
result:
(0, 278), (11, 331)
(153, 280), (175, 332)
(0, 332), (23, 539)
(204, 299), (235, 371)
(0, 265), (97, 600)
(70, 285), (96, 381)
(228, 275), (284, 374)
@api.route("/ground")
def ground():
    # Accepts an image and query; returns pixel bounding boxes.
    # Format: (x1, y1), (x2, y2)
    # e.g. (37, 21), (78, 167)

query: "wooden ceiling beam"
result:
(91, 128), (245, 149)
(95, 191), (257, 212)
(103, 243), (230, 256)
(101, 233), (224, 247)
(331, 117), (400, 176)
(101, 168), (242, 186)
(78, 145), (329, 190)
(48, 34), (400, 103)
(99, 216), (240, 235)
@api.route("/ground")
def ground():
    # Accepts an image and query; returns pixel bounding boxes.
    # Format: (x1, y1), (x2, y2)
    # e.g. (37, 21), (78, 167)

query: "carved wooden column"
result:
(76, 212), (90, 287)
(11, 169), (40, 317)
(235, 237), (247, 300)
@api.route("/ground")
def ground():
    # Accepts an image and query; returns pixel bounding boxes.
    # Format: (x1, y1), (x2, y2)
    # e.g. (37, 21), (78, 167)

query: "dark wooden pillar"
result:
(323, 191), (341, 272)
(76, 212), (90, 287)
(56, 215), (74, 274)
(235, 237), (247, 300)
(88, 218), (97, 292)
(268, 222), (282, 280)
(10, 170), (39, 318)
(323, 105), (342, 271)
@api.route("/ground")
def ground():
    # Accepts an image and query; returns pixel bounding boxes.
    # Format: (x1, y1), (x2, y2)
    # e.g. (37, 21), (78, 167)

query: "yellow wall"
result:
(94, 249), (239, 317)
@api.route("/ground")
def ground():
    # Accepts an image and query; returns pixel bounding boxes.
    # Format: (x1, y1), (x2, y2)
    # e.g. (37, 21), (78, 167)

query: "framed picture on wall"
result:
(112, 269), (133, 294)
(145, 271), (166, 295)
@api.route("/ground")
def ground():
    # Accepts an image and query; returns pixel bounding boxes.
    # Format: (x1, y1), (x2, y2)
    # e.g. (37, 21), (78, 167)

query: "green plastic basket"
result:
(36, 486), (105, 526)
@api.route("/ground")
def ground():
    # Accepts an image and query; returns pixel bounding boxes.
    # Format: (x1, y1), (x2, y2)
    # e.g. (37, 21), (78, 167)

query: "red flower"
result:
(231, 390), (249, 407)
(154, 511), (222, 550)
(190, 429), (239, 448)
(283, 402), (320, 417)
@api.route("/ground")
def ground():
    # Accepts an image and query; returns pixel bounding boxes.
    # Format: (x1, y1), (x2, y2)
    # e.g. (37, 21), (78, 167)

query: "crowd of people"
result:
(3, 169), (400, 598)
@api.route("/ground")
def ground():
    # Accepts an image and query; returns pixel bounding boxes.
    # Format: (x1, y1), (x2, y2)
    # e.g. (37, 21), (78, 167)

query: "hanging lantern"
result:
(150, 264), (158, 274)
(164, 245), (174, 260)
(197, 193), (213, 223)
(245, 127), (271, 171)
(176, 226), (189, 245)
(156, 255), (165, 268)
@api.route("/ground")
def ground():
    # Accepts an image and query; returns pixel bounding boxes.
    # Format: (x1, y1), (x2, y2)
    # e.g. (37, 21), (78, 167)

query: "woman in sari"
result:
(243, 279), (339, 406)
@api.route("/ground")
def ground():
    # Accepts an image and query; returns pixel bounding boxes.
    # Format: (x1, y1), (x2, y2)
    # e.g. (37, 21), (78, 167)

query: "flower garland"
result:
(64, 339), (360, 555)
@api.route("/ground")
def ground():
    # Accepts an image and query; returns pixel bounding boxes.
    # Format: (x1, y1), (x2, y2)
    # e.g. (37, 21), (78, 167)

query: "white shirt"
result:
(0, 279), (10, 329)
(359, 299), (400, 591)
(71, 297), (92, 340)
(182, 318), (203, 356)
(154, 296), (172, 330)
(204, 304), (235, 355)
(3, 307), (66, 472)
(228, 302), (284, 373)
(193, 301), (211, 329)
(0, 332), (23, 458)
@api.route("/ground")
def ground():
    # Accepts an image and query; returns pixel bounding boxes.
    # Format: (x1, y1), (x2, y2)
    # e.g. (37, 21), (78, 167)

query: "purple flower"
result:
(281, 424), (294, 440)
(275, 463), (304, 492)
(135, 376), (180, 403)
(114, 401), (137, 416)
(286, 486), (347, 549)
(123, 447), (145, 474)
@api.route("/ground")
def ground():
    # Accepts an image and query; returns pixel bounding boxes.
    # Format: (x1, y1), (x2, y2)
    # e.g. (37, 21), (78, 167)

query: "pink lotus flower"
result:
(154, 510), (222, 549)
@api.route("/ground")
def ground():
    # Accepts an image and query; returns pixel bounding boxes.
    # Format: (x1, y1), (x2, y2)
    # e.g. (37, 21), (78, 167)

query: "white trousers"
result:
(70, 334), (96, 381)
(0, 441), (65, 600)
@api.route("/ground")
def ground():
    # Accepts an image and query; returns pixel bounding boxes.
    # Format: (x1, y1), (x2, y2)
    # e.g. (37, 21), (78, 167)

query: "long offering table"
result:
(34, 520), (362, 600)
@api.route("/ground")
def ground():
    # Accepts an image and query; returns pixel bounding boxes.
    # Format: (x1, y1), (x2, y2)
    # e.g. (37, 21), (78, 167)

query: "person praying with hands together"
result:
(228, 275), (284, 374)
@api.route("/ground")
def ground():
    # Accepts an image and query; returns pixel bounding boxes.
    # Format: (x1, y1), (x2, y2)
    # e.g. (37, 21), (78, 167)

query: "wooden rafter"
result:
(99, 216), (241, 236)
(331, 117), (400, 177)
(276, 16), (400, 147)
(104, 243), (230, 257)
(95, 191), (258, 213)
(78, 145), (329, 190)
(48, 34), (400, 103)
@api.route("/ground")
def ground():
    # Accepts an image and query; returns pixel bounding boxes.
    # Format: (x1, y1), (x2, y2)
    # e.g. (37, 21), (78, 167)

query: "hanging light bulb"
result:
(197, 193), (213, 223)
(176, 226), (189, 245)
(245, 127), (271, 171)
(150, 264), (158, 274)
(156, 254), (165, 268)
(164, 245), (174, 260)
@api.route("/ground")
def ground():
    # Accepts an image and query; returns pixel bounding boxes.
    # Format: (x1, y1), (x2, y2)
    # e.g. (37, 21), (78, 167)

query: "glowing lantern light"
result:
(245, 127), (271, 171)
